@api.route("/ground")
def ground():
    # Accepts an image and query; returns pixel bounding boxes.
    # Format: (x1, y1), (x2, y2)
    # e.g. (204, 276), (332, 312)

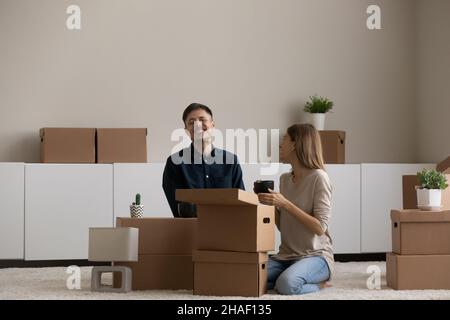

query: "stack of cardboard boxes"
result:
(176, 189), (275, 297)
(387, 210), (450, 290)
(388, 156), (450, 290)
(40, 127), (147, 163)
(114, 218), (197, 290)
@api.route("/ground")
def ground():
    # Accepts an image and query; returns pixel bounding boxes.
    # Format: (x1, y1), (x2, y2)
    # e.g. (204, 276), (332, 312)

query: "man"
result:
(163, 103), (245, 217)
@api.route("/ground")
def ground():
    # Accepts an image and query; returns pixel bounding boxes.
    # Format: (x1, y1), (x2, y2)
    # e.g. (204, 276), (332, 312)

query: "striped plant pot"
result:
(130, 205), (144, 218)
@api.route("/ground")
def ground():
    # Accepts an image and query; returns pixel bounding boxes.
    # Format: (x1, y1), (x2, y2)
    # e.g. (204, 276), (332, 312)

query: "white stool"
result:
(91, 266), (132, 293)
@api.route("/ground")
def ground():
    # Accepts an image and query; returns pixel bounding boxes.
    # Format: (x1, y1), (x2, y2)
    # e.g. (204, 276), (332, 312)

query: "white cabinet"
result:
(25, 164), (113, 260)
(113, 163), (171, 221)
(361, 163), (435, 253)
(7, 161), (436, 261)
(0, 163), (25, 259)
(326, 165), (361, 254)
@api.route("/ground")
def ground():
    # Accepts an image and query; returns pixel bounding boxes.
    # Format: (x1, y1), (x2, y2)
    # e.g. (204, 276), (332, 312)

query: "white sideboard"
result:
(0, 163), (24, 259)
(361, 163), (435, 253)
(25, 164), (113, 260)
(0, 162), (437, 260)
(326, 165), (361, 254)
(113, 163), (171, 220)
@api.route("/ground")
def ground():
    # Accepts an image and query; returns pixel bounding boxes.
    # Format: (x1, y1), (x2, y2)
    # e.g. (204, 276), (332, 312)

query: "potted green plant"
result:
(303, 95), (334, 130)
(416, 169), (448, 211)
(130, 193), (144, 218)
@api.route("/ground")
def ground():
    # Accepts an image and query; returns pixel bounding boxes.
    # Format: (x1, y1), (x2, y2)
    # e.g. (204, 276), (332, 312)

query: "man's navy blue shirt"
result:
(162, 144), (245, 217)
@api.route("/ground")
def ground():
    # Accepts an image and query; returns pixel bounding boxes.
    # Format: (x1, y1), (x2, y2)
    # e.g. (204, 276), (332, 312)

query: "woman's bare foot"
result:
(320, 282), (332, 289)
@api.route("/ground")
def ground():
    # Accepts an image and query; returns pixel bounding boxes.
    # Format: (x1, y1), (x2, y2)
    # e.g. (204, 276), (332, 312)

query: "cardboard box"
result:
(402, 175), (420, 209)
(386, 252), (450, 290)
(402, 175), (450, 210)
(96, 128), (147, 163)
(116, 217), (197, 255)
(193, 250), (268, 297)
(88, 227), (138, 262)
(114, 254), (193, 290)
(437, 156), (450, 174)
(176, 189), (275, 252)
(391, 209), (450, 255)
(319, 131), (345, 164)
(40, 128), (95, 163)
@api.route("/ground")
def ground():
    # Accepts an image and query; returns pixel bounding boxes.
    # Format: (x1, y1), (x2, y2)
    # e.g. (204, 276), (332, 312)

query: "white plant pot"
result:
(305, 113), (326, 130)
(416, 189), (442, 210)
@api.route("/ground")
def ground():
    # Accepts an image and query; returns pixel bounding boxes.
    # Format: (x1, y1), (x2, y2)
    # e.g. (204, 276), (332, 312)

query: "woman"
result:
(258, 124), (333, 295)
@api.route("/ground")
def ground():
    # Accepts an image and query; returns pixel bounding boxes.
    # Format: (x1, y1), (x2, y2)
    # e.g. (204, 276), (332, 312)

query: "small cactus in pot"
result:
(130, 193), (144, 218)
(135, 193), (141, 205)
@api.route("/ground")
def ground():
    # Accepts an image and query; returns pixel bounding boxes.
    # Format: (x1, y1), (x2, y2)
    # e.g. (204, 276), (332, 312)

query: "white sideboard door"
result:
(113, 163), (172, 221)
(361, 163), (435, 253)
(25, 164), (113, 260)
(0, 163), (25, 259)
(326, 164), (361, 254)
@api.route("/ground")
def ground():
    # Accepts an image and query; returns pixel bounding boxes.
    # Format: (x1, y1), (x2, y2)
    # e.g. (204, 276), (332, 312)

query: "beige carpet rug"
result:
(0, 261), (449, 300)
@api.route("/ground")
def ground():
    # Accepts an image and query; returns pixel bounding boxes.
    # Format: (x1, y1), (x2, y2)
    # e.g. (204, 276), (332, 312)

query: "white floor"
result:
(0, 261), (449, 300)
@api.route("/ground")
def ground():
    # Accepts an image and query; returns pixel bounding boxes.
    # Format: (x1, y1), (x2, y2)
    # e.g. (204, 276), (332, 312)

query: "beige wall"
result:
(0, 0), (418, 163)
(417, 0), (450, 163)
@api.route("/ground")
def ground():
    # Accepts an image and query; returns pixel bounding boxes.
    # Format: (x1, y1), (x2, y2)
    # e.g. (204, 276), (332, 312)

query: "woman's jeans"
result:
(267, 256), (330, 295)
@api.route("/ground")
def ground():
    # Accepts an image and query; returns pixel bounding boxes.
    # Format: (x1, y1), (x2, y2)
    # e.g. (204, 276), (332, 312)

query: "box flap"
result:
(193, 250), (268, 264)
(437, 156), (450, 174)
(391, 209), (450, 222)
(176, 189), (259, 206)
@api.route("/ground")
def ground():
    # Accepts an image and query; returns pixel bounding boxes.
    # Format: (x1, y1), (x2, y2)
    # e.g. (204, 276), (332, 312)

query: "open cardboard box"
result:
(437, 156), (450, 174)
(176, 189), (275, 252)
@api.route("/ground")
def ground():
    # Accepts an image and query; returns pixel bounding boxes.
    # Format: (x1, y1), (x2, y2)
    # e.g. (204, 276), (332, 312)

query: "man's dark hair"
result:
(182, 103), (213, 124)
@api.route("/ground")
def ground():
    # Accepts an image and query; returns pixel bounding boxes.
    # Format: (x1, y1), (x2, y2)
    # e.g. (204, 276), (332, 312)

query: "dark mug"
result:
(177, 202), (197, 218)
(253, 180), (275, 194)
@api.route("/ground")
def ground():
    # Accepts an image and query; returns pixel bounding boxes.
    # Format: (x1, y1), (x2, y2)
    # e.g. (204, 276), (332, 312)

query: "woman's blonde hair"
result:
(286, 124), (325, 170)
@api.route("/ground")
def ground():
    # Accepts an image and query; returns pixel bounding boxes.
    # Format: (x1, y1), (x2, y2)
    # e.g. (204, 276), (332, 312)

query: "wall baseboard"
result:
(0, 253), (386, 268)
(334, 253), (386, 262)
(0, 260), (109, 269)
